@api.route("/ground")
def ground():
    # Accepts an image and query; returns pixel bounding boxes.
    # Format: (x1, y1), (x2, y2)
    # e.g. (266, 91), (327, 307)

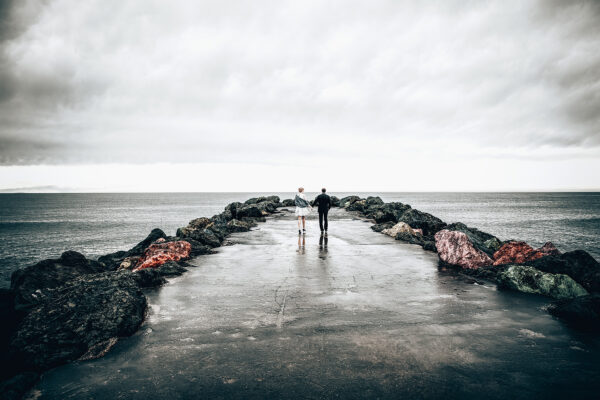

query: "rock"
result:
(117, 256), (139, 270)
(366, 196), (384, 206)
(10, 251), (107, 312)
(525, 250), (600, 293)
(156, 261), (188, 277)
(339, 196), (361, 208)
(227, 219), (252, 232)
(382, 222), (420, 238)
(182, 238), (214, 257)
(397, 208), (446, 236)
(256, 201), (277, 215)
(347, 199), (367, 212)
(434, 230), (493, 269)
(493, 241), (545, 266)
(497, 265), (588, 299)
(8, 271), (147, 372)
(330, 196), (340, 207)
(235, 204), (263, 219)
(396, 231), (425, 246)
(548, 294), (600, 330)
(280, 199), (295, 207)
(539, 242), (561, 256)
(422, 241), (437, 252)
(244, 196), (280, 205)
(179, 228), (221, 248)
(132, 240), (192, 271)
(225, 202), (243, 218)
(371, 221), (395, 233)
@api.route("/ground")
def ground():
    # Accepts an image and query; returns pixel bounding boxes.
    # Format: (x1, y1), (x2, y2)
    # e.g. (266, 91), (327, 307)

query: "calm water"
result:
(1, 192), (599, 287)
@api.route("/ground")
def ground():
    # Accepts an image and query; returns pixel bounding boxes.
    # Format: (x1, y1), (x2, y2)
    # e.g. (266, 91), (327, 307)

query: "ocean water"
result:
(1, 192), (599, 287)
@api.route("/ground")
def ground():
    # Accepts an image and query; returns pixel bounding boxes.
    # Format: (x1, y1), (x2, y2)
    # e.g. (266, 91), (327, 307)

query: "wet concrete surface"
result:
(33, 209), (600, 399)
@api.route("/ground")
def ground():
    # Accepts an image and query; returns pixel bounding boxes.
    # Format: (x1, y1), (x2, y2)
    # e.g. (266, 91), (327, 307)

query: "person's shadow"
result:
(318, 233), (328, 259)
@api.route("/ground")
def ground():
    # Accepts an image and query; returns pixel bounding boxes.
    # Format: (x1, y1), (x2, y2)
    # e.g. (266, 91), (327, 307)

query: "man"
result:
(313, 188), (332, 233)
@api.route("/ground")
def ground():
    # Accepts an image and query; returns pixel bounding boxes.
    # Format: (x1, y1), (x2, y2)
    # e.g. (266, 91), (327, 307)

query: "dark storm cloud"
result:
(0, 0), (599, 167)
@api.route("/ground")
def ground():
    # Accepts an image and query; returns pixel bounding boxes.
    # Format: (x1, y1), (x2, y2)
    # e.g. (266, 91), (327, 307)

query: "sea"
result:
(1, 192), (599, 288)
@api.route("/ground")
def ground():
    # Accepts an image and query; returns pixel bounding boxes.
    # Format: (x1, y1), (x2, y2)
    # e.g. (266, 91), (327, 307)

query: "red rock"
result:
(539, 242), (561, 256)
(132, 241), (192, 271)
(434, 229), (493, 269)
(493, 241), (544, 266)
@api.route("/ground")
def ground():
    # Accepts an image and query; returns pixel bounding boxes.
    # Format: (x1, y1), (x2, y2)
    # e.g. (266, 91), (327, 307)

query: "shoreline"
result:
(1, 194), (599, 399)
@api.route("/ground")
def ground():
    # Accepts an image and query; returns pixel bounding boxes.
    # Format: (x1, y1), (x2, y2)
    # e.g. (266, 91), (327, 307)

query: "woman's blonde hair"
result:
(298, 187), (304, 192)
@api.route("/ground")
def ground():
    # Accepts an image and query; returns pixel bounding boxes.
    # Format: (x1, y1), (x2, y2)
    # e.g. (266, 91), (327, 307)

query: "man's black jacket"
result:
(313, 193), (331, 212)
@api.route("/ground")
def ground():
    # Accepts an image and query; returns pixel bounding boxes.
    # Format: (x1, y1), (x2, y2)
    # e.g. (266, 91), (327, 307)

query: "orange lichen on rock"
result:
(132, 241), (191, 271)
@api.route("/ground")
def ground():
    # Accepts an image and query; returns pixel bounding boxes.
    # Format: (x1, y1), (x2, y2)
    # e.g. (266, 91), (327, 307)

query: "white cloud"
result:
(0, 0), (599, 190)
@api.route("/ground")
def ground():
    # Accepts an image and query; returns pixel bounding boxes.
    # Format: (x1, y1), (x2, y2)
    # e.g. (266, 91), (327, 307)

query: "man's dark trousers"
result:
(319, 209), (328, 232)
(314, 193), (331, 232)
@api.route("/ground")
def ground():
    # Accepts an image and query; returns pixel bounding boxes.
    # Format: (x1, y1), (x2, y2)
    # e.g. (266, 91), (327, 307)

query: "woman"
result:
(294, 187), (311, 234)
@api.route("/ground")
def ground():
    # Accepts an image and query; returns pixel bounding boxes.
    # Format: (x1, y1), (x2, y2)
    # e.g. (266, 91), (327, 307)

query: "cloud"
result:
(0, 0), (599, 189)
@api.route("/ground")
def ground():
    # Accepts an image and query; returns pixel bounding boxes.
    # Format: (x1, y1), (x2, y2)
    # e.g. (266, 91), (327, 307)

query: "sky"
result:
(0, 0), (599, 192)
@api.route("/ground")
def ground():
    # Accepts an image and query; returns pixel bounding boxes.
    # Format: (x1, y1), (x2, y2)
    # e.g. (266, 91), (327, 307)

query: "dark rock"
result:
(280, 199), (295, 207)
(8, 271), (147, 372)
(330, 196), (340, 207)
(10, 251), (107, 312)
(371, 221), (395, 232)
(366, 196), (384, 206)
(525, 250), (600, 293)
(0, 372), (40, 400)
(347, 199), (367, 212)
(207, 222), (230, 241)
(548, 294), (600, 330)
(227, 219), (252, 232)
(181, 228), (221, 248)
(156, 261), (187, 277)
(133, 268), (168, 287)
(422, 241), (437, 252)
(397, 208), (446, 236)
(236, 204), (263, 219)
(225, 202), (243, 219)
(182, 238), (213, 257)
(256, 201), (277, 214)
(396, 231), (425, 246)
(339, 196), (361, 208)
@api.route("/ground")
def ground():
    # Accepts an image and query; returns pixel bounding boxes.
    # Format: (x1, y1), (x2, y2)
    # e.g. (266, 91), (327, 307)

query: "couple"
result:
(295, 187), (331, 235)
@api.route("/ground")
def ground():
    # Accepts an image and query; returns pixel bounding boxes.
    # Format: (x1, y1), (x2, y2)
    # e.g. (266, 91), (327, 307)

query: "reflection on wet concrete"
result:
(33, 208), (600, 399)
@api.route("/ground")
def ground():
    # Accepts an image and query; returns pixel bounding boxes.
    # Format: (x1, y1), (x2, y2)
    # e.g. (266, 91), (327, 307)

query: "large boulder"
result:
(493, 241), (558, 266)
(397, 208), (446, 236)
(244, 196), (280, 205)
(132, 240), (192, 271)
(10, 251), (107, 312)
(180, 228), (221, 248)
(548, 294), (600, 330)
(525, 250), (600, 293)
(8, 271), (147, 372)
(434, 230), (493, 269)
(445, 222), (500, 257)
(497, 265), (588, 299)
